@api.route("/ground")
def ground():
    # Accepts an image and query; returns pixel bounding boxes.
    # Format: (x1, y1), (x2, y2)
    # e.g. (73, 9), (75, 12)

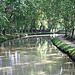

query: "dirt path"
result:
(58, 35), (75, 47)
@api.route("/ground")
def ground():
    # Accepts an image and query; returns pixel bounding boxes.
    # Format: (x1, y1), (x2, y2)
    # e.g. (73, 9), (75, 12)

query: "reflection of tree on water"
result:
(0, 36), (75, 75)
(0, 44), (1, 47)
(35, 36), (75, 75)
(36, 36), (54, 58)
(0, 44), (1, 54)
(36, 37), (51, 59)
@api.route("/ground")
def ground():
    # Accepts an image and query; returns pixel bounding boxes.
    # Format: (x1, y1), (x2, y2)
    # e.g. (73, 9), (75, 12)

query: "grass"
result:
(51, 37), (75, 56)
(20, 32), (54, 35)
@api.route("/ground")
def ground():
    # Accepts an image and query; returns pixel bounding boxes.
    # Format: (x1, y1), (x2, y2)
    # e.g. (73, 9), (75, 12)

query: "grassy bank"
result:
(0, 35), (19, 43)
(51, 37), (75, 57)
(20, 32), (54, 36)
(0, 32), (53, 43)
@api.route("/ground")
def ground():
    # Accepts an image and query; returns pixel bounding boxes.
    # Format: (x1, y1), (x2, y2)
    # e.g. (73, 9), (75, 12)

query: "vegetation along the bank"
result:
(51, 37), (75, 60)
(0, 0), (75, 39)
(0, 32), (53, 43)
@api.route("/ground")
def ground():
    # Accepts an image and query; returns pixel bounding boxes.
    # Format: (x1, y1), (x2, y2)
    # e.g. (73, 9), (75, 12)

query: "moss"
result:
(51, 37), (75, 56)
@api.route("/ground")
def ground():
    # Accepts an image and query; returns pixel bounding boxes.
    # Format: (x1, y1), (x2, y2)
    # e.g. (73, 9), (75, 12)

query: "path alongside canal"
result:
(58, 35), (75, 47)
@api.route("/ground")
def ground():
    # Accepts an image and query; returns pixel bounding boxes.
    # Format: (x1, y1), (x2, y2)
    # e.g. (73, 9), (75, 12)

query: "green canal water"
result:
(0, 35), (75, 75)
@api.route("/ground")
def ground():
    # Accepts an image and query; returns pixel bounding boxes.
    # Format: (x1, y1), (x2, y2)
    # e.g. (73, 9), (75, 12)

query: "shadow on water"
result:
(0, 34), (75, 75)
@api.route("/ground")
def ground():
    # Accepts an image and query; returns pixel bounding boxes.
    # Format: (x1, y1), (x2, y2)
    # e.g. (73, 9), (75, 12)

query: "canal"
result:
(0, 35), (75, 75)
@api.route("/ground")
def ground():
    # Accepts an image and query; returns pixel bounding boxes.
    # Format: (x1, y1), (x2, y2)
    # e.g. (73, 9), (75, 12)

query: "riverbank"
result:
(51, 36), (75, 61)
(0, 32), (53, 43)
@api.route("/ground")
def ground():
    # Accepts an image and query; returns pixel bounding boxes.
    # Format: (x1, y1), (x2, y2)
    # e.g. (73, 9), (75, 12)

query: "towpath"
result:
(58, 36), (75, 47)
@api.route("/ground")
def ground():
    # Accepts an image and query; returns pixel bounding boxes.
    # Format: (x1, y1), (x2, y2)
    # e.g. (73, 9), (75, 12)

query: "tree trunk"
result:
(71, 27), (74, 39)
(3, 29), (7, 36)
(64, 17), (69, 37)
(24, 29), (26, 33)
(21, 29), (23, 33)
(55, 27), (57, 32)
(31, 23), (33, 33)
(48, 19), (51, 32)
(65, 28), (68, 37)
(31, 18), (35, 33)
(40, 24), (42, 32)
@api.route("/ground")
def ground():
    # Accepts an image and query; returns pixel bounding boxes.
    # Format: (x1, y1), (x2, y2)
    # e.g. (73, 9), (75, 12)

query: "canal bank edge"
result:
(0, 32), (54, 43)
(51, 36), (75, 61)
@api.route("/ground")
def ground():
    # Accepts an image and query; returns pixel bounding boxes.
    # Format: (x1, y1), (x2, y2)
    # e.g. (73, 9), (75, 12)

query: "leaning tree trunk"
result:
(70, 15), (75, 39)
(73, 26), (75, 39)
(71, 27), (74, 39)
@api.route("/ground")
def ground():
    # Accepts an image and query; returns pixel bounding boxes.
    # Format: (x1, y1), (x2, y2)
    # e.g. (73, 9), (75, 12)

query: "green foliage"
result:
(5, 35), (17, 40)
(0, 0), (75, 36)
(0, 34), (20, 42)
(52, 37), (75, 56)
(27, 32), (54, 35)
(0, 33), (3, 36)
(0, 37), (7, 42)
(19, 34), (24, 38)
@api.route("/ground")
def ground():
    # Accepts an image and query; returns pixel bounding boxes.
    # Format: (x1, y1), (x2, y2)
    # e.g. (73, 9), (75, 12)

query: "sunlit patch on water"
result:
(0, 51), (16, 54)
(54, 57), (63, 59)
(47, 53), (59, 56)
(20, 51), (27, 54)
(37, 71), (47, 75)
(41, 60), (57, 64)
(13, 63), (30, 66)
(34, 62), (42, 65)
(63, 69), (75, 72)
(34, 60), (57, 65)
(0, 67), (13, 71)
(0, 56), (5, 58)
(64, 62), (73, 64)
(10, 54), (15, 56)
(15, 48), (22, 50)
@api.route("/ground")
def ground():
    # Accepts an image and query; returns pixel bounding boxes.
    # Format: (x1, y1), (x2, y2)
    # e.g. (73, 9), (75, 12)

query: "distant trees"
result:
(60, 0), (75, 38)
(41, 0), (75, 38)
(0, 0), (75, 39)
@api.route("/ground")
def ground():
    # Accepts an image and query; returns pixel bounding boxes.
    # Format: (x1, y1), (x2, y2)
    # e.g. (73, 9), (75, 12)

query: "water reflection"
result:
(0, 35), (75, 75)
